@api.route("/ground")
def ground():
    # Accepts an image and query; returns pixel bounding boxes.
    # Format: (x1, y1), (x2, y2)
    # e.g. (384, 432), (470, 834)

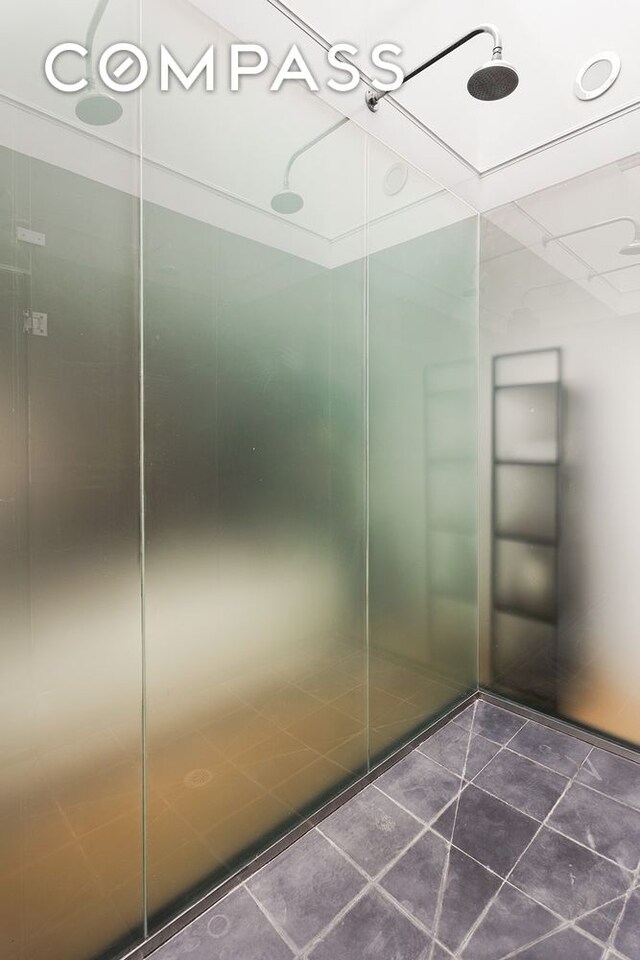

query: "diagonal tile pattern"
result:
(473, 747), (568, 820)
(318, 785), (422, 877)
(460, 884), (560, 960)
(508, 720), (592, 776)
(577, 749), (640, 810)
(417, 722), (501, 779)
(575, 898), (626, 943)
(510, 827), (629, 919)
(307, 888), (432, 959)
(245, 830), (366, 949)
(151, 703), (640, 960)
(453, 700), (526, 744)
(446, 785), (540, 877)
(510, 926), (606, 959)
(375, 751), (462, 822)
(155, 886), (294, 959)
(547, 782), (640, 871)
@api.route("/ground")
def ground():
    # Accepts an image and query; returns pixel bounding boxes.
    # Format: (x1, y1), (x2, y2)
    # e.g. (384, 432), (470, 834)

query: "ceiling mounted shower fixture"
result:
(575, 52), (620, 101)
(543, 217), (640, 257)
(76, 79), (123, 126)
(383, 162), (409, 197)
(365, 23), (518, 113)
(271, 116), (349, 216)
(75, 0), (123, 126)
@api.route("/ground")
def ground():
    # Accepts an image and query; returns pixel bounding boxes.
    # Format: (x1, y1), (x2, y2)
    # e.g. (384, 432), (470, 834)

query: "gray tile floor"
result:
(152, 701), (640, 960)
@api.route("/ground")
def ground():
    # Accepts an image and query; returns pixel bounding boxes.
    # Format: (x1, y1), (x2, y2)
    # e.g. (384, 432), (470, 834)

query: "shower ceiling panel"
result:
(279, 0), (640, 172)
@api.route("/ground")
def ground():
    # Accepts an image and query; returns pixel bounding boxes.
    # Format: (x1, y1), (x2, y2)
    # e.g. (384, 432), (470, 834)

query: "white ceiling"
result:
(0, 0), (476, 268)
(2, 0), (640, 303)
(279, 0), (640, 172)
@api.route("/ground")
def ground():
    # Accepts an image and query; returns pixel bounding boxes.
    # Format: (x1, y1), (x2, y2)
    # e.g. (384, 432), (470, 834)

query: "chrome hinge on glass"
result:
(23, 310), (48, 337)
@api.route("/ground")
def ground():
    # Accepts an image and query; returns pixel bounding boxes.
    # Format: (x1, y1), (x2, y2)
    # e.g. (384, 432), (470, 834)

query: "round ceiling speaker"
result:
(383, 162), (409, 197)
(575, 52), (621, 101)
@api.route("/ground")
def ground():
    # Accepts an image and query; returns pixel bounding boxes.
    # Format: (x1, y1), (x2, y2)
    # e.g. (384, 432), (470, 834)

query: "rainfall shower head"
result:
(271, 190), (304, 215)
(75, 82), (123, 126)
(366, 23), (518, 112)
(467, 58), (519, 101)
(76, 0), (122, 126)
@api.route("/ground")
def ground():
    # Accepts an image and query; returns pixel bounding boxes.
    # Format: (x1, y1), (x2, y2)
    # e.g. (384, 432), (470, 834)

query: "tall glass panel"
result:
(367, 138), (478, 760)
(141, 4), (367, 927)
(479, 155), (640, 748)
(0, 1), (143, 958)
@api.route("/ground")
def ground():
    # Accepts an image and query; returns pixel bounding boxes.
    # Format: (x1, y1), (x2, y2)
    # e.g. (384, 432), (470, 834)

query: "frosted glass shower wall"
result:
(141, 55), (479, 932)
(0, 3), (478, 960)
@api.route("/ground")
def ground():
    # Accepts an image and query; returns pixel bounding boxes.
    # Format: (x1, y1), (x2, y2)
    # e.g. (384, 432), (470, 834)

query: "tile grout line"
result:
(297, 882), (376, 959)
(242, 882), (301, 956)
(359, 711), (604, 959)
(500, 743), (587, 779)
(366, 714), (633, 895)
(492, 875), (634, 960)
(427, 701), (484, 960)
(454, 706), (604, 779)
(372, 780), (461, 825)
(416, 734), (500, 783)
(375, 823), (633, 959)
(412, 722), (639, 875)
(486, 865), (633, 960)
(246, 820), (440, 959)
(320, 825), (428, 882)
(601, 854), (640, 959)
(303, 763), (500, 958)
(454, 745), (595, 957)
(427, 709), (537, 957)
(572, 753), (640, 815)
(458, 780), (638, 875)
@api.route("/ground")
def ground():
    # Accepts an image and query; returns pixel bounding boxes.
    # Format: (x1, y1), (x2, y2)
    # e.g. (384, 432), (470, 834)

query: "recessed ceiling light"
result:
(575, 51), (620, 101)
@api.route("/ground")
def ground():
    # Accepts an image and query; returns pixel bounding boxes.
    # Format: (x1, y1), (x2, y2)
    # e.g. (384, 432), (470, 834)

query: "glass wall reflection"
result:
(143, 187), (369, 924)
(479, 156), (640, 747)
(0, 32), (143, 960)
(1, 3), (480, 959)
(368, 150), (478, 759)
(141, 1), (370, 922)
(1, 0), (144, 956)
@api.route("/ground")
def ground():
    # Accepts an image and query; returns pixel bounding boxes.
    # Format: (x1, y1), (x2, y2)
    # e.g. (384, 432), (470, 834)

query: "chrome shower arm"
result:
(84, 0), (111, 79)
(588, 262), (640, 281)
(543, 216), (640, 247)
(281, 116), (349, 189)
(366, 23), (503, 112)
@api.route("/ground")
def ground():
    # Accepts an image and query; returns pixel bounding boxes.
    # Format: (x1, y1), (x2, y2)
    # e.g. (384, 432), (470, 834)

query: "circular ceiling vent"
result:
(383, 162), (409, 197)
(575, 52), (621, 101)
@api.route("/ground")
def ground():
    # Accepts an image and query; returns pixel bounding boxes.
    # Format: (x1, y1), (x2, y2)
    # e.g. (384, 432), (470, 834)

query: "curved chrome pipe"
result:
(365, 23), (507, 112)
(280, 116), (349, 191)
(85, 0), (111, 79)
(543, 217), (640, 249)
